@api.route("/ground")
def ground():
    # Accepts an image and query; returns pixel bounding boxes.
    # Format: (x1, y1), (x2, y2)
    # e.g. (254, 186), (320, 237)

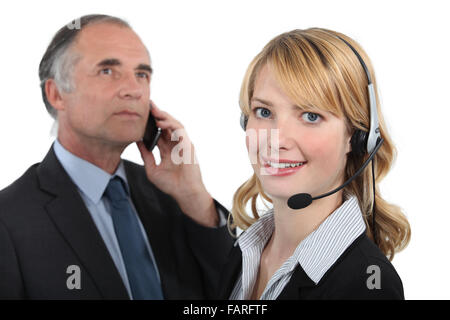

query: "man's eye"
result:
(301, 112), (321, 123)
(100, 68), (112, 75)
(254, 107), (272, 119)
(136, 72), (149, 79)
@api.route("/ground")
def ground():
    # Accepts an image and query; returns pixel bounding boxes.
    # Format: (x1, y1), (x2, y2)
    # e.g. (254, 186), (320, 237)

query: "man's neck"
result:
(57, 132), (127, 175)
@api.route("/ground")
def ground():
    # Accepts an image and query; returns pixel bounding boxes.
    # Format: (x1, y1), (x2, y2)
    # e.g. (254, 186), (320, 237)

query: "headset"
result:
(239, 35), (383, 245)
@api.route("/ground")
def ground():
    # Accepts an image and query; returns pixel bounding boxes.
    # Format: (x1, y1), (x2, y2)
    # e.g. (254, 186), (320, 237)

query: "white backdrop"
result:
(0, 0), (448, 299)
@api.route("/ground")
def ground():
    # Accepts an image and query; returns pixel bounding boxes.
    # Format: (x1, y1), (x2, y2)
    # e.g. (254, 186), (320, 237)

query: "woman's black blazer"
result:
(218, 233), (404, 300)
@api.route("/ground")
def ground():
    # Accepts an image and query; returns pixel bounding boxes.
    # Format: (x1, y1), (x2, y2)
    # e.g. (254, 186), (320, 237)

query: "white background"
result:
(0, 0), (448, 299)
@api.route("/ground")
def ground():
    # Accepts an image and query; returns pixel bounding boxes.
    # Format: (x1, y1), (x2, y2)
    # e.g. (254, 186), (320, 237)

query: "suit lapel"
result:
(123, 161), (177, 299)
(37, 146), (129, 299)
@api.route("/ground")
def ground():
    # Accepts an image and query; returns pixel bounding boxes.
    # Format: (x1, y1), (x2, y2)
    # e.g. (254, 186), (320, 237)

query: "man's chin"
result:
(107, 135), (142, 148)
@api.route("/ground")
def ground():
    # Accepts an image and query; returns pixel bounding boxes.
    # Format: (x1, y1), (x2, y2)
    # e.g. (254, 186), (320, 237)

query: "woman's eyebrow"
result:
(252, 97), (312, 111)
(292, 104), (309, 111)
(251, 96), (321, 113)
(251, 97), (273, 106)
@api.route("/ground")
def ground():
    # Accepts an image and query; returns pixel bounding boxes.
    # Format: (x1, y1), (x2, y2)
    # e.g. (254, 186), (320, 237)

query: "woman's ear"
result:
(346, 131), (353, 154)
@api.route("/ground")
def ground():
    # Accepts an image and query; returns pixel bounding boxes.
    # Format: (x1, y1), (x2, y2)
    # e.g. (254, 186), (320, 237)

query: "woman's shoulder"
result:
(316, 233), (404, 299)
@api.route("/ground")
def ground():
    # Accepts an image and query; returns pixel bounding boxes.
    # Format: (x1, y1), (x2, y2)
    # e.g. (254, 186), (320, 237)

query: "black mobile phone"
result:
(143, 106), (162, 151)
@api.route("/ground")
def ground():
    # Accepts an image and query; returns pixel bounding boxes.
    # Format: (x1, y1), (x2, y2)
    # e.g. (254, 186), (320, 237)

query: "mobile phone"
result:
(142, 106), (162, 151)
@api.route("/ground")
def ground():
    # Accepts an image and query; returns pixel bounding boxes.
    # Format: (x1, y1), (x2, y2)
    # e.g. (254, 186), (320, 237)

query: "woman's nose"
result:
(270, 117), (296, 151)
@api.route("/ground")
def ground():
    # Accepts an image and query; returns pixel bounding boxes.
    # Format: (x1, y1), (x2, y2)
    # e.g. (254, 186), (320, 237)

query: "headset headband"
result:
(336, 36), (381, 154)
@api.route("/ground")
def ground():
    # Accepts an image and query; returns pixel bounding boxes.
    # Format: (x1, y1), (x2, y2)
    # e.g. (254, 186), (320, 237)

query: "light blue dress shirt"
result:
(53, 139), (161, 299)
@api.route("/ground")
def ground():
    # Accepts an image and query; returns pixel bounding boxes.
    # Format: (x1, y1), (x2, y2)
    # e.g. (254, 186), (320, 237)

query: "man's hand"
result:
(137, 101), (218, 228)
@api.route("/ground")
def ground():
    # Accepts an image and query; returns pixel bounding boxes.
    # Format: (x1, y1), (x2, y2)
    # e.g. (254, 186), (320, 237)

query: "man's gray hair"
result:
(39, 14), (131, 119)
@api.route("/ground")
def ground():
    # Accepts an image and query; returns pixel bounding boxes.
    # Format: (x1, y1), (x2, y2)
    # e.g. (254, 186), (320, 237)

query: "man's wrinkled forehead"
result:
(71, 22), (151, 66)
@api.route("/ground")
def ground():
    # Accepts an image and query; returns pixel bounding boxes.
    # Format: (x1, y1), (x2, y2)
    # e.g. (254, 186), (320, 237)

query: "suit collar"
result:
(52, 139), (130, 204)
(37, 145), (130, 299)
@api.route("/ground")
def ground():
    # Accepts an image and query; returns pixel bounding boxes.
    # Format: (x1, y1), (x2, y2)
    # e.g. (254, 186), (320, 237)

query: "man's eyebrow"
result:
(97, 58), (121, 67)
(96, 59), (153, 74)
(136, 64), (153, 74)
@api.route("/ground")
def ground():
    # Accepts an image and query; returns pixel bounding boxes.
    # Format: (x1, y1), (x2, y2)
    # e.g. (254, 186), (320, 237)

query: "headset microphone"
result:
(287, 137), (383, 210)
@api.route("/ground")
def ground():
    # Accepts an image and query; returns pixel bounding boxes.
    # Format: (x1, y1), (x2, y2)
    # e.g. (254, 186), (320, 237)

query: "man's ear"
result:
(45, 79), (66, 112)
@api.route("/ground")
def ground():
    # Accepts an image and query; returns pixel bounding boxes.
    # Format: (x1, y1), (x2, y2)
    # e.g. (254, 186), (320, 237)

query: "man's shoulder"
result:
(0, 163), (41, 203)
(122, 159), (150, 188)
(122, 159), (173, 201)
(122, 159), (163, 189)
(0, 161), (52, 221)
(122, 159), (145, 174)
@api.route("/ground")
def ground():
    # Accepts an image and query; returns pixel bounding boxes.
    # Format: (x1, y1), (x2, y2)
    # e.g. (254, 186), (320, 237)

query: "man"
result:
(0, 14), (233, 299)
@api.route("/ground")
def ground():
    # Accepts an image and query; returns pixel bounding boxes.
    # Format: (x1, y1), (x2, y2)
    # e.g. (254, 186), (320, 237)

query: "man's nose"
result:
(118, 72), (143, 99)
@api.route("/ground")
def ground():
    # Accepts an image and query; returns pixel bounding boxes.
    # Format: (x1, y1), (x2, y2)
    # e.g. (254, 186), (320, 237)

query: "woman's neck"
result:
(268, 192), (344, 258)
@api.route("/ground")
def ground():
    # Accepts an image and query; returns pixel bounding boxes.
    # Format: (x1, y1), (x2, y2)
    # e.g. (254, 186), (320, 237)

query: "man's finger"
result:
(150, 100), (170, 120)
(137, 141), (157, 170)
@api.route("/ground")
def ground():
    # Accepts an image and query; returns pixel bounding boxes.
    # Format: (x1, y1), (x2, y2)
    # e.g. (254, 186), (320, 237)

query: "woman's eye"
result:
(302, 112), (321, 123)
(254, 107), (272, 119)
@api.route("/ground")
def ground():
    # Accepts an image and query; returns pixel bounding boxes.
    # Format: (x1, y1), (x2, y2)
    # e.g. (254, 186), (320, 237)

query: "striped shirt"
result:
(229, 196), (366, 300)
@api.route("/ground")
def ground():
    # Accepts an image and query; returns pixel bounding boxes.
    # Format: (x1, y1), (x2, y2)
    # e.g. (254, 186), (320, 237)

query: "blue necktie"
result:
(104, 176), (164, 300)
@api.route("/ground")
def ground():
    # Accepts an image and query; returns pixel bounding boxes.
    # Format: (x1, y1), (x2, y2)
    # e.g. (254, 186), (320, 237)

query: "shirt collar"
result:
(237, 196), (366, 285)
(53, 139), (130, 204)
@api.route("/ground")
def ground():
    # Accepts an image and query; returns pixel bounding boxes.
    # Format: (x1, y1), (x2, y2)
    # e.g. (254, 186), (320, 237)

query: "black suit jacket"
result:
(0, 146), (233, 299)
(218, 233), (404, 300)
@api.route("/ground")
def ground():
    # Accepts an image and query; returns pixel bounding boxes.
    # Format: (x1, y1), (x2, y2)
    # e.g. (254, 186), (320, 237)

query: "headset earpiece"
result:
(240, 113), (248, 131)
(350, 129), (368, 157)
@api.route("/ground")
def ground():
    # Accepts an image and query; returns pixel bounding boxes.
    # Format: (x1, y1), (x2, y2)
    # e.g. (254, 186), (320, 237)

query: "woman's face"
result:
(246, 64), (352, 202)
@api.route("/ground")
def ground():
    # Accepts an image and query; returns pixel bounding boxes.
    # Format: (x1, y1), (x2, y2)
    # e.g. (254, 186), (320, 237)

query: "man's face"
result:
(58, 23), (151, 148)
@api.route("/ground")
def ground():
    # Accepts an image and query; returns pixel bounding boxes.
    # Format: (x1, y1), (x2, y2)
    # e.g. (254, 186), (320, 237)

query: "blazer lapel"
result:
(217, 244), (242, 299)
(276, 264), (316, 300)
(123, 161), (178, 299)
(37, 146), (129, 299)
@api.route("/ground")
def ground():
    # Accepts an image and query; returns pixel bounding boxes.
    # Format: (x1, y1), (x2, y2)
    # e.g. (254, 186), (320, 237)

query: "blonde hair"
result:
(231, 28), (410, 260)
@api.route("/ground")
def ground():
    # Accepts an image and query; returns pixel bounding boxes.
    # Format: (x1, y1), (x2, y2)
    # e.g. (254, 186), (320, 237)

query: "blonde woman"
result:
(219, 28), (411, 300)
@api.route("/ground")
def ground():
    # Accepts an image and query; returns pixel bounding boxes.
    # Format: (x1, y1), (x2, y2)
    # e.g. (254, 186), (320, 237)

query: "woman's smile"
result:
(261, 158), (307, 176)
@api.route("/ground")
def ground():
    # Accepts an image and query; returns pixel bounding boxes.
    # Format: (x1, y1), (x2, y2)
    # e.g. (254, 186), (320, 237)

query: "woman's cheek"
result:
(305, 134), (341, 167)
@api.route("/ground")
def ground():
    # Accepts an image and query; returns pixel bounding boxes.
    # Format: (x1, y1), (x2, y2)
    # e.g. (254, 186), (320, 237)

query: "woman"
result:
(219, 28), (411, 300)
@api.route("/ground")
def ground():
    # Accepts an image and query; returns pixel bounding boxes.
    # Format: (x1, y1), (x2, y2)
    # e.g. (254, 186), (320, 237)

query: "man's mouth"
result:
(114, 110), (141, 117)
